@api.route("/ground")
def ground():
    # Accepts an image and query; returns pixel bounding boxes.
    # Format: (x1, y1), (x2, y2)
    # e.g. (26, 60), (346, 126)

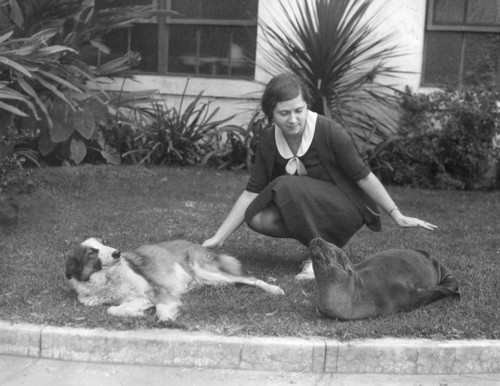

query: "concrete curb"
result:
(1, 321), (499, 374)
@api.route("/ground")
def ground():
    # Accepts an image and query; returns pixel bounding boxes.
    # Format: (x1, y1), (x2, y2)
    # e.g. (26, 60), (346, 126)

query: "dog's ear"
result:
(65, 249), (81, 280)
(65, 246), (101, 281)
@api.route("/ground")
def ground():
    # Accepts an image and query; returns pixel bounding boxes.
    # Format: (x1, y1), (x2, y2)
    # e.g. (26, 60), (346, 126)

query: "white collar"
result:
(275, 110), (317, 159)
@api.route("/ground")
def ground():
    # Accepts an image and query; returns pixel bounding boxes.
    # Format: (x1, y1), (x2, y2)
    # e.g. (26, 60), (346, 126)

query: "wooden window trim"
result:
(427, 0), (500, 33)
(106, 0), (258, 77)
(165, 19), (257, 26)
(160, 0), (258, 77)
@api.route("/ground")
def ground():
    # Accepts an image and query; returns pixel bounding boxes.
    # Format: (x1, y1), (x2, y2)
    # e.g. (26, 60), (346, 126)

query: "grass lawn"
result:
(1, 165), (499, 340)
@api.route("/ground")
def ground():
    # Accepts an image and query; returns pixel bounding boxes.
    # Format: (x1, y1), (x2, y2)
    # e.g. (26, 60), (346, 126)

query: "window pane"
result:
(171, 0), (201, 18)
(169, 26), (234, 76)
(98, 25), (158, 72)
(423, 31), (462, 86)
(95, 0), (125, 9)
(95, 0), (152, 9)
(167, 25), (256, 77)
(198, 26), (231, 75)
(230, 26), (257, 77)
(201, 0), (258, 20)
(89, 0), (258, 78)
(433, 0), (466, 24)
(466, 0), (500, 25)
(102, 28), (130, 61)
(171, 0), (258, 20)
(79, 29), (128, 67)
(167, 26), (198, 73)
(130, 24), (158, 72)
(463, 33), (500, 84)
(80, 46), (99, 67)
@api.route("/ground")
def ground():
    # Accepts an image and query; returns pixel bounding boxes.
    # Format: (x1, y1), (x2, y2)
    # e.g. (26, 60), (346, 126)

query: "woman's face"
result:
(272, 93), (307, 137)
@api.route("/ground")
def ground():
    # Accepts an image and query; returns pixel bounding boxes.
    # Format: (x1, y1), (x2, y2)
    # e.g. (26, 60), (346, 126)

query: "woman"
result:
(203, 73), (436, 279)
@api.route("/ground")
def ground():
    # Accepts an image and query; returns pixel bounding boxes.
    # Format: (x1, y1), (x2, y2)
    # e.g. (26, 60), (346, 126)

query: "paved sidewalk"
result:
(1, 355), (499, 386)
(1, 321), (499, 375)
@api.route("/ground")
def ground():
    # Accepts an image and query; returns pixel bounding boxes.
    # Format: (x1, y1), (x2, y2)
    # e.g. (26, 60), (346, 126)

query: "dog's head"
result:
(65, 238), (121, 281)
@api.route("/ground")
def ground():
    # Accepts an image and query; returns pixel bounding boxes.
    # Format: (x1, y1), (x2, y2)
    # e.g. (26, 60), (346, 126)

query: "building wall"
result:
(99, 0), (428, 127)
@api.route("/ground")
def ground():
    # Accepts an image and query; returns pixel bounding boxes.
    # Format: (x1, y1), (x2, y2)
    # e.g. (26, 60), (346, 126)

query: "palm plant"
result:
(259, 0), (405, 161)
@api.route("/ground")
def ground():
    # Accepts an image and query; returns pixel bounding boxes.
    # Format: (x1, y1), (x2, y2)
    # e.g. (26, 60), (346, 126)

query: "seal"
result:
(309, 238), (460, 320)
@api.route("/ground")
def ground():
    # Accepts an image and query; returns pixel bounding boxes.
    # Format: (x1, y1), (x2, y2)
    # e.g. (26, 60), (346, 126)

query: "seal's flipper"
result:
(411, 283), (460, 310)
(431, 257), (460, 295)
(410, 257), (460, 310)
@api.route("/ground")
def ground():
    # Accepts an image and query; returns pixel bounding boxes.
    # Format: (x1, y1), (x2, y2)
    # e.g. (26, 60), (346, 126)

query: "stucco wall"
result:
(98, 0), (428, 127)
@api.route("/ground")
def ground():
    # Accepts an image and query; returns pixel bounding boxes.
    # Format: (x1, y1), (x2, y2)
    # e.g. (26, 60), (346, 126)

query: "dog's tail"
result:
(217, 254), (243, 276)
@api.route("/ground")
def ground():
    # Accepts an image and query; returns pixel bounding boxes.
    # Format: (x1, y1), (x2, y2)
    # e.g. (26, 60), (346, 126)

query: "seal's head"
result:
(309, 238), (353, 282)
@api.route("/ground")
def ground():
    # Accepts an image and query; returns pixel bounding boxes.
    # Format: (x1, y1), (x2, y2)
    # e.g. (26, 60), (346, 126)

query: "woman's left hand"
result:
(392, 212), (437, 230)
(355, 173), (438, 231)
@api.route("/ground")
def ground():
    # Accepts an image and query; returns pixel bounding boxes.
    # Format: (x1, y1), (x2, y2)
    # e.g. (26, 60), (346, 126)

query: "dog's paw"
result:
(155, 303), (179, 322)
(268, 285), (285, 295)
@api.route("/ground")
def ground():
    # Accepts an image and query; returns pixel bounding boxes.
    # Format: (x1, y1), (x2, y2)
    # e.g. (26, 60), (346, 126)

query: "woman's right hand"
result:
(202, 236), (223, 249)
(202, 190), (258, 250)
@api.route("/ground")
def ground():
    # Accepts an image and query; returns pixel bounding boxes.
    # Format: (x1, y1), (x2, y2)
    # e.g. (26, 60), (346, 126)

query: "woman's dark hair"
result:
(261, 73), (312, 122)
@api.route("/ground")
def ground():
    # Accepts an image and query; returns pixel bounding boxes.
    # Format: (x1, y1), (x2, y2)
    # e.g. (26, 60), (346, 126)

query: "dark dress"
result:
(244, 114), (379, 247)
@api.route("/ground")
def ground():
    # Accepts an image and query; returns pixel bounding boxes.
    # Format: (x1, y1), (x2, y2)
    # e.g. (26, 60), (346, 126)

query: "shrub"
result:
(377, 87), (500, 190)
(203, 112), (270, 170)
(0, 153), (37, 195)
(0, 1), (171, 165)
(121, 91), (234, 166)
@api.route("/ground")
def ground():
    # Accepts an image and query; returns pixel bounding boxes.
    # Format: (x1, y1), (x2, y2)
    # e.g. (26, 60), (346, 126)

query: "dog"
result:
(65, 238), (284, 321)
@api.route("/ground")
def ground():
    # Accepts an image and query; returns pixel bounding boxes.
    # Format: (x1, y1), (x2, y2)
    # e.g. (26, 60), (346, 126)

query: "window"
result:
(423, 0), (500, 87)
(84, 0), (258, 79)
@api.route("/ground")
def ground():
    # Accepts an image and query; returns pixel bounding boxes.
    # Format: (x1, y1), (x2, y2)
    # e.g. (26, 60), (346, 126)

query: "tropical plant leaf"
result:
(50, 102), (75, 143)
(70, 138), (86, 164)
(37, 131), (57, 156)
(0, 55), (32, 77)
(8, 0), (24, 28)
(32, 74), (76, 109)
(0, 85), (29, 100)
(90, 39), (110, 54)
(36, 69), (82, 93)
(13, 145), (41, 167)
(36, 45), (77, 56)
(95, 52), (141, 77)
(74, 109), (96, 140)
(0, 31), (14, 45)
(0, 100), (28, 117)
(100, 144), (121, 166)
(15, 77), (49, 124)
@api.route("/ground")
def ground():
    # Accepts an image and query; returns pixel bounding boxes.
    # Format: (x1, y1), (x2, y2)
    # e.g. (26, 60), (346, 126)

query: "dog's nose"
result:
(112, 250), (121, 259)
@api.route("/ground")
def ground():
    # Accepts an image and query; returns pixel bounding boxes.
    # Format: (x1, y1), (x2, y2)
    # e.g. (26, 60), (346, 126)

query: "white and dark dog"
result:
(65, 238), (284, 321)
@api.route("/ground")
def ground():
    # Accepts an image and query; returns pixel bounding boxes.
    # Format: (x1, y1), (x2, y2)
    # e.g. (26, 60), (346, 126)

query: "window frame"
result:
(423, 0), (500, 87)
(426, 0), (500, 33)
(155, 0), (259, 77)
